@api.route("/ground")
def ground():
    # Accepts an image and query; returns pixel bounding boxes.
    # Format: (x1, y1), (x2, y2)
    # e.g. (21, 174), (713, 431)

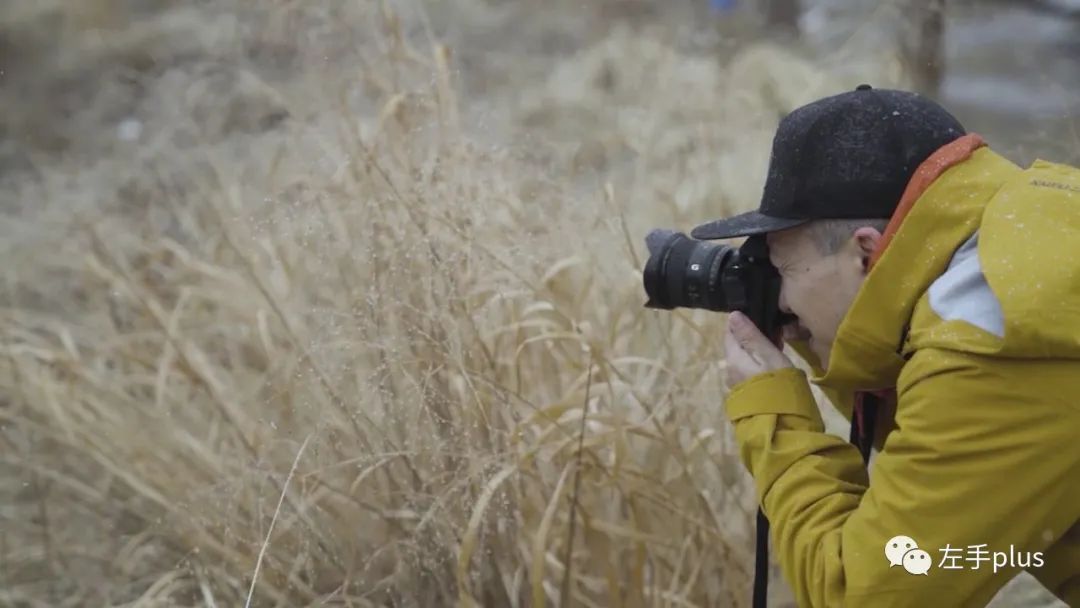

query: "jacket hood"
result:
(813, 136), (1021, 393)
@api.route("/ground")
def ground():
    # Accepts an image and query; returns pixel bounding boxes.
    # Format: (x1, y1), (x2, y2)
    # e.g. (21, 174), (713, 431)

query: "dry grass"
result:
(0, 1), (926, 606)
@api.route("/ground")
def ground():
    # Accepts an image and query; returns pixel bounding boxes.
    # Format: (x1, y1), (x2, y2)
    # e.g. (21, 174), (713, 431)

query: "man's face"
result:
(765, 224), (882, 368)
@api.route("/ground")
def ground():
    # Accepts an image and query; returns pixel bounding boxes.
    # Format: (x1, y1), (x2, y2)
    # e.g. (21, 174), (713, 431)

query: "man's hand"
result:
(723, 311), (795, 389)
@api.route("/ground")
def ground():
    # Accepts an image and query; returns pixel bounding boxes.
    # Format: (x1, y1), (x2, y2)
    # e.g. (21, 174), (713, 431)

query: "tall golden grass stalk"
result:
(0, 2), (828, 606)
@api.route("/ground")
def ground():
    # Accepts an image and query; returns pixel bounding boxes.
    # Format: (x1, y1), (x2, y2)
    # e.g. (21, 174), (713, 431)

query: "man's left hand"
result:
(724, 311), (795, 389)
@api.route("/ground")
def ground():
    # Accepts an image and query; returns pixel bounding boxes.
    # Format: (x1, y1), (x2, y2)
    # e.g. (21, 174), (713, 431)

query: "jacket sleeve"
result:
(725, 348), (1080, 607)
(784, 338), (895, 450)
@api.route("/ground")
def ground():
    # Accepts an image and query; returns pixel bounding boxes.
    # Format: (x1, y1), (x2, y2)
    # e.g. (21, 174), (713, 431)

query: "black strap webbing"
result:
(753, 508), (769, 607)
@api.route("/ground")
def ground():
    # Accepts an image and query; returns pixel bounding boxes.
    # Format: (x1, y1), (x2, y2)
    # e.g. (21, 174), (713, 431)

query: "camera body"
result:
(642, 230), (793, 336)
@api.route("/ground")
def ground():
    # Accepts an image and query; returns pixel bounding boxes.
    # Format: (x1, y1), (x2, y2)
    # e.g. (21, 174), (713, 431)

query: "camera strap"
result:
(850, 391), (881, 465)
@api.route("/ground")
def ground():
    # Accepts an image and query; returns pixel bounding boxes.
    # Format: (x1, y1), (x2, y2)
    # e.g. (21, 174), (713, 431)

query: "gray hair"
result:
(807, 218), (891, 255)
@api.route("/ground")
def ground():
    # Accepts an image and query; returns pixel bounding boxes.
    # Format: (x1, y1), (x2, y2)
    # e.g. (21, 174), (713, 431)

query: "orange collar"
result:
(868, 133), (987, 271)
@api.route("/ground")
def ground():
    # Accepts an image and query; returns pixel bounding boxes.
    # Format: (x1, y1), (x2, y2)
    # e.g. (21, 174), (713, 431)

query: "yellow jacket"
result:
(726, 135), (1080, 607)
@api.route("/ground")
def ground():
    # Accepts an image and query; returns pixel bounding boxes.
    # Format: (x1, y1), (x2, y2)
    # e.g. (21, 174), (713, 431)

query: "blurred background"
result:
(1, 1), (1077, 606)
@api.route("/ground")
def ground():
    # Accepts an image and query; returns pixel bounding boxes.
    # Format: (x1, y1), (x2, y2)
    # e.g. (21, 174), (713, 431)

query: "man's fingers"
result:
(725, 328), (760, 365)
(728, 312), (792, 368)
(724, 312), (796, 389)
(723, 329), (755, 388)
(728, 311), (768, 349)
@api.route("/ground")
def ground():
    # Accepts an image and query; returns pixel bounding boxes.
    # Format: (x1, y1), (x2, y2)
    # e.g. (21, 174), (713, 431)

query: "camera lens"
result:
(643, 231), (738, 311)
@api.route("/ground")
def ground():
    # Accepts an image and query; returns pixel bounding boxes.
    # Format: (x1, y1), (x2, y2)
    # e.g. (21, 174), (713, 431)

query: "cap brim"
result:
(690, 210), (809, 240)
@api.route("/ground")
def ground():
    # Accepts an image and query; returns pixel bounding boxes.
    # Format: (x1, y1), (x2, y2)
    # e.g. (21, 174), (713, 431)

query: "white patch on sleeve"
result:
(927, 231), (1006, 338)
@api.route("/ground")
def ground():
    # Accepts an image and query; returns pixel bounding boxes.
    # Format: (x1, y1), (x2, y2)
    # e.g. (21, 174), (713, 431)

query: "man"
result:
(691, 84), (1080, 606)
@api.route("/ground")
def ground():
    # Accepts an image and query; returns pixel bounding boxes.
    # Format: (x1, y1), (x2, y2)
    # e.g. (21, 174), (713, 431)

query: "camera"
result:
(642, 230), (794, 336)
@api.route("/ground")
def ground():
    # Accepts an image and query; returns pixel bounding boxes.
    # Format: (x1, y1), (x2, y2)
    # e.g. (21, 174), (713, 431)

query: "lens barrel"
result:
(643, 231), (738, 311)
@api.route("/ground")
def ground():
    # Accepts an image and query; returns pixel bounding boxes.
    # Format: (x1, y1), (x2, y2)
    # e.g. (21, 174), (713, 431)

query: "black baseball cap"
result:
(691, 84), (967, 240)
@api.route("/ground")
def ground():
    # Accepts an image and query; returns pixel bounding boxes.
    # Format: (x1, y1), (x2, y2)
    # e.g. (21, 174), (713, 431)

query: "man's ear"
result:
(852, 227), (883, 273)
